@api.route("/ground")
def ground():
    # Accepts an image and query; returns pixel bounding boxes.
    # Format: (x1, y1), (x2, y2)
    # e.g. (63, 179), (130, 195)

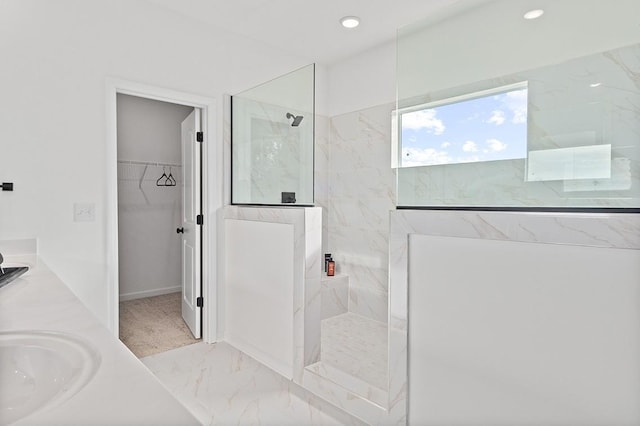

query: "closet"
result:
(116, 93), (199, 358)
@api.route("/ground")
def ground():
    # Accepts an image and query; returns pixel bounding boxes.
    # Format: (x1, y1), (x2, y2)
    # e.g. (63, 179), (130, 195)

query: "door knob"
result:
(176, 227), (184, 234)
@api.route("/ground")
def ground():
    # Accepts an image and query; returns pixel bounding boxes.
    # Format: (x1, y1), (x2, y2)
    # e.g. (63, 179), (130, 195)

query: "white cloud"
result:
(486, 138), (507, 152)
(505, 89), (528, 124)
(402, 109), (445, 135)
(402, 147), (451, 166)
(462, 140), (478, 152)
(441, 141), (451, 148)
(487, 110), (506, 125)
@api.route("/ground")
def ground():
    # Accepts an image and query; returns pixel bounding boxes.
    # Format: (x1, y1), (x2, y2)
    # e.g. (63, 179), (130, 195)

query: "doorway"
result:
(116, 95), (202, 357)
(105, 79), (219, 351)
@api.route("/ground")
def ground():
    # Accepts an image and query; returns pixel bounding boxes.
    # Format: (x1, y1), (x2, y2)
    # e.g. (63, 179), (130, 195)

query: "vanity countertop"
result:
(0, 255), (200, 425)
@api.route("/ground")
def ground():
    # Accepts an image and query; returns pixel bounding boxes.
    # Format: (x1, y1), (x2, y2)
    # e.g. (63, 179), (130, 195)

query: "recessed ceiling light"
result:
(590, 82), (602, 88)
(523, 9), (544, 20)
(340, 16), (360, 29)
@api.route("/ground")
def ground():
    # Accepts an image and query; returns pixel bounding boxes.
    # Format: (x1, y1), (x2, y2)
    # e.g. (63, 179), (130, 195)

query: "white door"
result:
(180, 109), (202, 338)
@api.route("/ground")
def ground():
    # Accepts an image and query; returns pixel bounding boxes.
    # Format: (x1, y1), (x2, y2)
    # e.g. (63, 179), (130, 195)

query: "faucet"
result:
(0, 252), (29, 288)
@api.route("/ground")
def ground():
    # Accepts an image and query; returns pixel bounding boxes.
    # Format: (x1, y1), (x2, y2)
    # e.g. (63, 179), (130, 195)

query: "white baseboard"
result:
(119, 286), (181, 302)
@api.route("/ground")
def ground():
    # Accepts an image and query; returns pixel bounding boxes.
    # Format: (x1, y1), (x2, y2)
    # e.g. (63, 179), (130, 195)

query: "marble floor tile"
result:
(321, 313), (388, 391)
(141, 341), (350, 425)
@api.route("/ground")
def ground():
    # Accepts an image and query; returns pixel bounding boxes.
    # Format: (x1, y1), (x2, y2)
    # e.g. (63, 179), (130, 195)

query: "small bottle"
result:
(327, 260), (335, 276)
(324, 253), (332, 272)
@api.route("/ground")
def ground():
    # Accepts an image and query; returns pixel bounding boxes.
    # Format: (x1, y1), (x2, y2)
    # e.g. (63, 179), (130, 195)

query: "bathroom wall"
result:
(314, 105), (393, 323)
(319, 0), (640, 323)
(409, 234), (640, 424)
(0, 0), (315, 326)
(314, 114), (331, 254)
(326, 103), (395, 323)
(388, 210), (640, 425)
(314, 32), (398, 325)
(116, 94), (192, 300)
(326, 40), (396, 117)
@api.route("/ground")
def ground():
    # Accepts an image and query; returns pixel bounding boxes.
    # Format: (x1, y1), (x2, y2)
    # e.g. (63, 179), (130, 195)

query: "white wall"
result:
(408, 235), (640, 425)
(397, 0), (640, 102)
(117, 94), (192, 300)
(326, 40), (396, 117)
(0, 0), (313, 326)
(117, 94), (192, 164)
(224, 219), (295, 379)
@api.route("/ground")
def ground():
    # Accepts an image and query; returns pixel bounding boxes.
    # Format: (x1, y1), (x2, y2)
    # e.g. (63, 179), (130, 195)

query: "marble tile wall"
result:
(326, 103), (396, 323)
(315, 114), (330, 254)
(320, 275), (348, 320)
(222, 206), (322, 381)
(388, 209), (640, 425)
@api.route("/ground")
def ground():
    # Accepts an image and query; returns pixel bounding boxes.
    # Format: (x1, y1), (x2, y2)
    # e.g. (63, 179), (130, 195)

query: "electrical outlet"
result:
(74, 203), (95, 222)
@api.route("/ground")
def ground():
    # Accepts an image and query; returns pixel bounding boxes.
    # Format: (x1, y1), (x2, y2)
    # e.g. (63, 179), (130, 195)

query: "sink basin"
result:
(0, 331), (101, 424)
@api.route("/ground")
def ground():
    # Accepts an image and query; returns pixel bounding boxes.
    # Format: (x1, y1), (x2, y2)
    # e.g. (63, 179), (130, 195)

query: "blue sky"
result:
(401, 87), (528, 167)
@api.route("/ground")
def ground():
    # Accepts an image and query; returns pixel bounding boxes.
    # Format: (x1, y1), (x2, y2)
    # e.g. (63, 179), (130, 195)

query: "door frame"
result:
(105, 78), (220, 343)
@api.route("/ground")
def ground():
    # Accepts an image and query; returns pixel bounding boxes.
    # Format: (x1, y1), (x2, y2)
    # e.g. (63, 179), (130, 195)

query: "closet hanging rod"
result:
(117, 160), (181, 168)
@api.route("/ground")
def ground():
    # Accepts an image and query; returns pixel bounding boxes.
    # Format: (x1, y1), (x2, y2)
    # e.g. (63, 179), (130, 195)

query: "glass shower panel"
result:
(232, 64), (315, 205)
(396, 0), (640, 209)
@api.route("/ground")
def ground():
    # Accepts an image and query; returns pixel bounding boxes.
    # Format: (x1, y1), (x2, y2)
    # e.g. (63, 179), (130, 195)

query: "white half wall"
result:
(221, 206), (322, 382)
(408, 235), (640, 425)
(225, 218), (295, 379)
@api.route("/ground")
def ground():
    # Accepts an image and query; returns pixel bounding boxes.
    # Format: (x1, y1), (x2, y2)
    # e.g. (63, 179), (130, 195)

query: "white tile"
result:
(142, 342), (354, 426)
(320, 313), (388, 391)
(321, 275), (349, 320)
(306, 361), (388, 408)
(347, 284), (388, 324)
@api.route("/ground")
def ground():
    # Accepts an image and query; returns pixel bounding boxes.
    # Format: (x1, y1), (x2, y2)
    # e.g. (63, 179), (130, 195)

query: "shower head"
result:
(286, 112), (304, 127)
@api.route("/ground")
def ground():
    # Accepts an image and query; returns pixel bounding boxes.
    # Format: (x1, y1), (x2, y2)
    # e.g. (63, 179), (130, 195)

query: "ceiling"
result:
(146, 0), (459, 65)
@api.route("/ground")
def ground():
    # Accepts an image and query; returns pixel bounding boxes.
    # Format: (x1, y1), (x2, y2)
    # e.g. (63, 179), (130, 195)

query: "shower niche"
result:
(232, 64), (315, 205)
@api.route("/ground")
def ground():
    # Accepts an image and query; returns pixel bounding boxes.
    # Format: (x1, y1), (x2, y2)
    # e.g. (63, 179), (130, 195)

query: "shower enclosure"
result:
(231, 64), (315, 205)
(395, 0), (640, 425)
(228, 63), (395, 423)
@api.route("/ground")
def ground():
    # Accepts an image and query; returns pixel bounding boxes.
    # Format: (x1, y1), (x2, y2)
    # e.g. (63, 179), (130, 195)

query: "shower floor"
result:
(308, 312), (388, 405)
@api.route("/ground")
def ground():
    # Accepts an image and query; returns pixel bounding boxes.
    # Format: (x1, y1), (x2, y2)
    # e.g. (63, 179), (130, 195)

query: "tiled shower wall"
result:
(317, 103), (396, 323)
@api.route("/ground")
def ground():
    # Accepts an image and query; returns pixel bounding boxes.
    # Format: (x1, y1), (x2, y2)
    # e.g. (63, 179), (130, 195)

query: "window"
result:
(398, 83), (528, 168)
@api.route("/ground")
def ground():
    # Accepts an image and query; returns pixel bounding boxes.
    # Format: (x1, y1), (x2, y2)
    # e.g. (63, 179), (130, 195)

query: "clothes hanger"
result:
(167, 166), (177, 186)
(156, 167), (170, 186)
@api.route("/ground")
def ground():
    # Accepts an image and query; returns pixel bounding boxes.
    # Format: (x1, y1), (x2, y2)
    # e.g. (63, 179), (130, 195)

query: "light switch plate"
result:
(74, 203), (95, 222)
